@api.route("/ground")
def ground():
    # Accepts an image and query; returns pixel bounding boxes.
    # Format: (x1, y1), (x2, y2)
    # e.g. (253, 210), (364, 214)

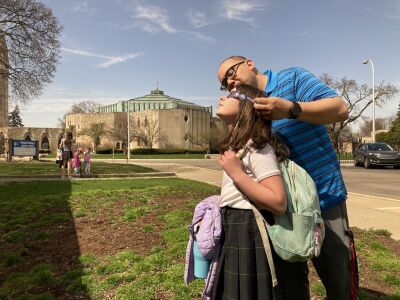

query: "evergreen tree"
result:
(8, 105), (23, 127)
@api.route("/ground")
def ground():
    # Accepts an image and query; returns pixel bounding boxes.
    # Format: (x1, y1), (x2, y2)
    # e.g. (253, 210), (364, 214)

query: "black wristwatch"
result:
(289, 101), (302, 119)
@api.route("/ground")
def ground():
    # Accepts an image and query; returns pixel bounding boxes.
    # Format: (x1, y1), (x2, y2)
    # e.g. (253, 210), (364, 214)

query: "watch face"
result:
(292, 104), (302, 116)
(290, 102), (302, 118)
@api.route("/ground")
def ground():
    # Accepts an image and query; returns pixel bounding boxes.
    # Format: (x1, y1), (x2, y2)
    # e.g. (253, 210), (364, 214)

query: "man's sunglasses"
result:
(220, 61), (245, 91)
(227, 91), (255, 103)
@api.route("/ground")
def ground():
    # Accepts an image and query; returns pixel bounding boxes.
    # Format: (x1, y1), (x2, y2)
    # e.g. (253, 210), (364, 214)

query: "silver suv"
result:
(354, 142), (400, 169)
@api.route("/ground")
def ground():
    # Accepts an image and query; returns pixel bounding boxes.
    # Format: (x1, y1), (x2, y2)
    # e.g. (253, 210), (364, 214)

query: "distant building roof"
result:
(97, 89), (211, 113)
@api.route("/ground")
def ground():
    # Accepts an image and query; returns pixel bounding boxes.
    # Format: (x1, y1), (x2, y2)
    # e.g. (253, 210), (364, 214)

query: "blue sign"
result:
(12, 139), (38, 156)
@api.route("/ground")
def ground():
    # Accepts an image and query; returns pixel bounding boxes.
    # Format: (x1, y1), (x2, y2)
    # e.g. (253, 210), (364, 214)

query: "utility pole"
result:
(127, 100), (130, 162)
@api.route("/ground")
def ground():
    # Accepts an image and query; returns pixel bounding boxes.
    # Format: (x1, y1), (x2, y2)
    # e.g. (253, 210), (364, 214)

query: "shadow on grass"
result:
(0, 180), (89, 299)
(359, 287), (400, 300)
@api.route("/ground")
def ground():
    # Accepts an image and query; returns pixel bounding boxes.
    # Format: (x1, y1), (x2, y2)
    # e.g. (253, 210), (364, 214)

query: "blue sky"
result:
(18, 0), (400, 130)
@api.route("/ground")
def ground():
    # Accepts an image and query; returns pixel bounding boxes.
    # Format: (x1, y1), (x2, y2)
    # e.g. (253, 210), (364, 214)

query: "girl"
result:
(73, 148), (83, 176)
(60, 132), (74, 178)
(84, 147), (91, 175)
(212, 84), (289, 300)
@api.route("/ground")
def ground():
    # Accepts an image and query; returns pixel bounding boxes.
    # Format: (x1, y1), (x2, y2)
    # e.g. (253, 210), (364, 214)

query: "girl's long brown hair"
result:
(219, 84), (289, 162)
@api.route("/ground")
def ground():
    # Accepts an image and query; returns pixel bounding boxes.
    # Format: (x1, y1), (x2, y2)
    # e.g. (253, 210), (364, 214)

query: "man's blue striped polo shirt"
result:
(265, 67), (347, 210)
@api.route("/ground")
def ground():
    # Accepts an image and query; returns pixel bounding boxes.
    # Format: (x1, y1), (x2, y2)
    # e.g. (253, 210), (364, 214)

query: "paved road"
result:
(111, 158), (400, 199)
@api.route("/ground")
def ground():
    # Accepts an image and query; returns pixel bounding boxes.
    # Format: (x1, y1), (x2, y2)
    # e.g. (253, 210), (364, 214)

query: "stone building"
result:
(66, 88), (212, 151)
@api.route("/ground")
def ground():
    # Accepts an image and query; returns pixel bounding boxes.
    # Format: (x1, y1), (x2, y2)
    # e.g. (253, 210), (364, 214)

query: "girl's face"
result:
(216, 96), (240, 124)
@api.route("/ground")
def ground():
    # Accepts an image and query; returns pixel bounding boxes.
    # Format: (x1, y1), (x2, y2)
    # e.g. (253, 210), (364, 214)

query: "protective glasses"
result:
(220, 61), (245, 91)
(227, 90), (255, 103)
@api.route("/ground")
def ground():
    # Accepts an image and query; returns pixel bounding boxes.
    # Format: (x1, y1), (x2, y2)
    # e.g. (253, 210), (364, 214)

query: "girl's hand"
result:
(219, 151), (244, 179)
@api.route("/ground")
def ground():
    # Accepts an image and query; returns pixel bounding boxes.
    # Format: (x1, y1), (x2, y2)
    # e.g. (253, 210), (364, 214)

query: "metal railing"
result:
(336, 152), (354, 166)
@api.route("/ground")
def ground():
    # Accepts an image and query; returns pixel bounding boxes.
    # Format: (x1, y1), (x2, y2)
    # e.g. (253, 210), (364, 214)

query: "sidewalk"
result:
(129, 160), (400, 240)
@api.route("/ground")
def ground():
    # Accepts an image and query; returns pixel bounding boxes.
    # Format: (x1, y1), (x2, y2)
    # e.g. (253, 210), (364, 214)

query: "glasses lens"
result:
(220, 61), (245, 91)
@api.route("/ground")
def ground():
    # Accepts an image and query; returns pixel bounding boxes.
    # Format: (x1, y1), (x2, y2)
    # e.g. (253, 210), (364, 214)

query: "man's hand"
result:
(219, 151), (244, 180)
(253, 96), (293, 120)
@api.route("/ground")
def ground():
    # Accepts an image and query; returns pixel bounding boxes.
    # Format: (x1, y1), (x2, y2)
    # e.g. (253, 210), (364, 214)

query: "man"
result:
(217, 56), (355, 300)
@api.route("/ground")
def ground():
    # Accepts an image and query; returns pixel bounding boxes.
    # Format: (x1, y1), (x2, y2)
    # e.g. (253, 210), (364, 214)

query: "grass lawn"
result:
(0, 161), (155, 176)
(0, 178), (399, 299)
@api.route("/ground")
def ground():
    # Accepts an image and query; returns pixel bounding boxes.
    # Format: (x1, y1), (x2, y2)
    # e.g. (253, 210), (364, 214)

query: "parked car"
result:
(353, 142), (400, 169)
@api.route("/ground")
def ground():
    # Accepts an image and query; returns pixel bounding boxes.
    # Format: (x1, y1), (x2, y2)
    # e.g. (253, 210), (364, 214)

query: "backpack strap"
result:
(235, 140), (278, 287)
(251, 204), (278, 287)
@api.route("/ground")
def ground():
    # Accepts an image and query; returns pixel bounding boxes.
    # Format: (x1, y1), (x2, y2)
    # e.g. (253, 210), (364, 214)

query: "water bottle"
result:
(193, 240), (211, 279)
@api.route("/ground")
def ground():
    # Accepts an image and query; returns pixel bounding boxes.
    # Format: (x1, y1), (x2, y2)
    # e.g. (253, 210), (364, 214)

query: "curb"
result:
(0, 172), (176, 183)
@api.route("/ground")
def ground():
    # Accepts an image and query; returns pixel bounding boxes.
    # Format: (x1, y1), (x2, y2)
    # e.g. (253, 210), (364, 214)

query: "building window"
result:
(184, 115), (189, 123)
(137, 118), (140, 127)
(41, 135), (50, 150)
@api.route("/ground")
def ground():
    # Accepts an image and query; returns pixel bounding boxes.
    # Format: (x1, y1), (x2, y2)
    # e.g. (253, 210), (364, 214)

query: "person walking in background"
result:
(212, 84), (290, 300)
(60, 132), (74, 179)
(84, 147), (91, 175)
(217, 56), (355, 300)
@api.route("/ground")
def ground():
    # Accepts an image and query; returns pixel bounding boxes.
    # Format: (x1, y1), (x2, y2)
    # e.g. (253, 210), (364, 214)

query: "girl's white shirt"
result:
(220, 143), (281, 210)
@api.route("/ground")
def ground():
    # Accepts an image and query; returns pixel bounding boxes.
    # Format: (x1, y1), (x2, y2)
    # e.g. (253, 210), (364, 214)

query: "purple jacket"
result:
(184, 195), (222, 300)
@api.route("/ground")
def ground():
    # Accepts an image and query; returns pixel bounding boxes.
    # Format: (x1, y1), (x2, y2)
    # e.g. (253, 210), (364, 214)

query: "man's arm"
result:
(253, 96), (348, 124)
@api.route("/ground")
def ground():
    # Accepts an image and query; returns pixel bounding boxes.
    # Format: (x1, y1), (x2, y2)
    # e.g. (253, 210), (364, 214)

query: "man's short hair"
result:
(220, 55), (247, 66)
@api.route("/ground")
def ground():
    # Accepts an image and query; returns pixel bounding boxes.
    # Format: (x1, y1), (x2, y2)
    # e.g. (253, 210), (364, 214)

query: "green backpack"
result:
(237, 143), (325, 286)
(261, 159), (325, 262)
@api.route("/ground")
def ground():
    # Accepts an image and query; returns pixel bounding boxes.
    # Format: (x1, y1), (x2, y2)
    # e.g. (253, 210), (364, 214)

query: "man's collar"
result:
(263, 69), (277, 95)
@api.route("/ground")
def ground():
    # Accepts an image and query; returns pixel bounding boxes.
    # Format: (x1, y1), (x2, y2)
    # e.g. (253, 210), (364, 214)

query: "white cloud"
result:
(133, 5), (176, 33)
(181, 30), (216, 44)
(187, 10), (213, 28)
(221, 0), (267, 24)
(73, 1), (96, 15)
(62, 47), (144, 68)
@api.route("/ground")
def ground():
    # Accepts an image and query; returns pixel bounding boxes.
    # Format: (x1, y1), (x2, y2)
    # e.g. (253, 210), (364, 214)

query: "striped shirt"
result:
(266, 67), (347, 210)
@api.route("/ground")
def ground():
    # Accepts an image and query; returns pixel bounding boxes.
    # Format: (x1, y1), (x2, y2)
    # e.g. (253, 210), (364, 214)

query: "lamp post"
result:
(362, 58), (375, 142)
(127, 100), (130, 162)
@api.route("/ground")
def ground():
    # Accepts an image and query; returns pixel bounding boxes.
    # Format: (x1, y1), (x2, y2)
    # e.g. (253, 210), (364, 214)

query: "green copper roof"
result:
(97, 89), (211, 113)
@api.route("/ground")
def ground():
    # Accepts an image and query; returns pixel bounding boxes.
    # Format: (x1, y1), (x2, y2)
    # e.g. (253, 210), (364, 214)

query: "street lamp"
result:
(362, 58), (375, 142)
(127, 100), (130, 162)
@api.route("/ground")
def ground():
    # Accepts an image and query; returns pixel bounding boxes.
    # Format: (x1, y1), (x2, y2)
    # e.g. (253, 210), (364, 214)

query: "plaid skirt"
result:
(211, 207), (284, 300)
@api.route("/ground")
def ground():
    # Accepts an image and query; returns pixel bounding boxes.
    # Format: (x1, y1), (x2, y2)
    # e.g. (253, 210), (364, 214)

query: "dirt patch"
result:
(74, 196), (191, 257)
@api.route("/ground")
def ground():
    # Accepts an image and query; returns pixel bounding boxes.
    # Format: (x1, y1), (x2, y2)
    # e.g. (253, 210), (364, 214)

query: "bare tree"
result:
(58, 100), (102, 128)
(358, 117), (392, 137)
(185, 125), (224, 153)
(0, 0), (62, 104)
(132, 118), (165, 149)
(78, 122), (107, 153)
(69, 100), (101, 114)
(320, 74), (398, 150)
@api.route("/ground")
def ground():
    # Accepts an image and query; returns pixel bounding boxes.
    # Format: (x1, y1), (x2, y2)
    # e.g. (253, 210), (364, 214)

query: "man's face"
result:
(218, 58), (255, 91)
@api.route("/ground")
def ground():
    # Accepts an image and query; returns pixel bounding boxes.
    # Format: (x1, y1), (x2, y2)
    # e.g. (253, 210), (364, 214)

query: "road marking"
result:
(348, 192), (400, 203)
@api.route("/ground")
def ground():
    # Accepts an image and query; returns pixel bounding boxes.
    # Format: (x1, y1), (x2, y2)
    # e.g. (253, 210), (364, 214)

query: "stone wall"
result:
(0, 126), (65, 154)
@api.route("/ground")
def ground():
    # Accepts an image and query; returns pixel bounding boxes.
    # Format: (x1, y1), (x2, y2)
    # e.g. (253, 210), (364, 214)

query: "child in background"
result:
(85, 147), (91, 175)
(73, 148), (83, 177)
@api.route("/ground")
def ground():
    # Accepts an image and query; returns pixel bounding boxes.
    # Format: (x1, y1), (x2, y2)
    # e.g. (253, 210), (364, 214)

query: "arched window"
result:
(57, 133), (64, 149)
(137, 118), (140, 127)
(40, 134), (50, 150)
(0, 132), (5, 155)
(24, 133), (32, 141)
(144, 117), (148, 126)
(116, 142), (120, 149)
(184, 115), (189, 123)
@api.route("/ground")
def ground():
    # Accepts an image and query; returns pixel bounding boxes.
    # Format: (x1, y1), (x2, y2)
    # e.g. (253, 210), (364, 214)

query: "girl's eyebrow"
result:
(227, 91), (255, 103)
